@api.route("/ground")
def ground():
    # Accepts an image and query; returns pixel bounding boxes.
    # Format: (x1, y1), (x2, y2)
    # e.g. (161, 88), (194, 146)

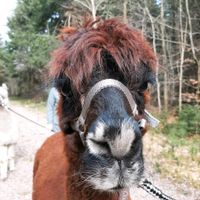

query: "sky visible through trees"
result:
(0, 0), (199, 111)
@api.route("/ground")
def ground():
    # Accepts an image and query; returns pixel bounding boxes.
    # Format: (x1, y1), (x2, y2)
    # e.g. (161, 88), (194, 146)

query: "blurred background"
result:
(0, 0), (199, 199)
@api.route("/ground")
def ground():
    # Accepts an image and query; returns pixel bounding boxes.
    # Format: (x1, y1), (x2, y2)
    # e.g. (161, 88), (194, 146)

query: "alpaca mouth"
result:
(110, 184), (124, 191)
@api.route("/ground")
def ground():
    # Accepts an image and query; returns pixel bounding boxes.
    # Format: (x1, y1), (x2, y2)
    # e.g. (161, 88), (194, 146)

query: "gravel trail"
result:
(0, 104), (199, 200)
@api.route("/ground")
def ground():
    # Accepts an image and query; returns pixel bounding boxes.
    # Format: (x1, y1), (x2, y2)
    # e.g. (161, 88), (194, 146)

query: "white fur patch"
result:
(94, 121), (106, 141)
(86, 120), (135, 157)
(86, 137), (108, 155)
(86, 122), (107, 155)
(110, 119), (135, 158)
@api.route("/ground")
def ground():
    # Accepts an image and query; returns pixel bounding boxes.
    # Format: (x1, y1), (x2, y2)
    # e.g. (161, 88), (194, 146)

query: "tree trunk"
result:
(178, 0), (185, 111)
(123, 0), (128, 24)
(145, 7), (162, 113)
(197, 62), (200, 98)
(161, 0), (168, 111)
(185, 0), (200, 98)
(68, 13), (71, 27)
(91, 0), (96, 21)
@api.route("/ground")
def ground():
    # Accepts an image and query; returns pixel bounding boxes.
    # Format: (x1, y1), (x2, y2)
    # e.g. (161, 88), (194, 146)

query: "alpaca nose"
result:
(115, 157), (128, 170)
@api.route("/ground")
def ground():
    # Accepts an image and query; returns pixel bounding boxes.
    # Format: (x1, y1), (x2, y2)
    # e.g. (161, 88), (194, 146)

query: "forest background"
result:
(0, 0), (199, 189)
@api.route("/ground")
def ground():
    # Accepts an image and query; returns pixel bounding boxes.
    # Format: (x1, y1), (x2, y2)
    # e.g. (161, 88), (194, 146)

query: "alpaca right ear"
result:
(55, 76), (82, 134)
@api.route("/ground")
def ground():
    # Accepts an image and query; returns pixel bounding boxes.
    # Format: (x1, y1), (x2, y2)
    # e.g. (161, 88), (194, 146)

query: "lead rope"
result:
(6, 107), (54, 132)
(139, 178), (176, 200)
(118, 177), (176, 200)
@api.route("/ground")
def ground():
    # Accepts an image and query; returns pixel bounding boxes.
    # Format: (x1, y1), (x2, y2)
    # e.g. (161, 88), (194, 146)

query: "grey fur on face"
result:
(82, 111), (144, 191)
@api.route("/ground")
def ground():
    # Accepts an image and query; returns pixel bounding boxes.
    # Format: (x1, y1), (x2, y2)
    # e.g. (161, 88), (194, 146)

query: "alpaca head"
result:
(50, 18), (158, 192)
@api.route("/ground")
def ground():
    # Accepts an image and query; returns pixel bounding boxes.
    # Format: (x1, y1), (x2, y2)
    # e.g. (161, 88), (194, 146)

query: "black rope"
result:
(139, 178), (176, 200)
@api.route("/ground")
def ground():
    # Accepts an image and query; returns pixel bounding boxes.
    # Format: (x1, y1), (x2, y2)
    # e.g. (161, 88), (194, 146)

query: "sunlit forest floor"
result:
(146, 107), (200, 190)
(144, 131), (200, 190)
(0, 100), (199, 200)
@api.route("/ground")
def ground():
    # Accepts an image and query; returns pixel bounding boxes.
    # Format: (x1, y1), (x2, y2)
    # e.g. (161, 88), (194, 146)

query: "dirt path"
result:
(0, 104), (52, 200)
(0, 103), (199, 200)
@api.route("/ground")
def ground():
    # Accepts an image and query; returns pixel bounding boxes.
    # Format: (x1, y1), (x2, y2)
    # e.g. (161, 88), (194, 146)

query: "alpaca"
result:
(33, 18), (158, 200)
(0, 83), (18, 180)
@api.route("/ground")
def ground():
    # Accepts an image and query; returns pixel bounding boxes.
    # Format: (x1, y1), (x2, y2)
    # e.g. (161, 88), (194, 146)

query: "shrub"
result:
(163, 105), (200, 138)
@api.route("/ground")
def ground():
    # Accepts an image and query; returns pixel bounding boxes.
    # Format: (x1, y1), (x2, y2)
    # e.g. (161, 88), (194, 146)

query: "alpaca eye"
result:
(90, 139), (109, 149)
(138, 82), (148, 92)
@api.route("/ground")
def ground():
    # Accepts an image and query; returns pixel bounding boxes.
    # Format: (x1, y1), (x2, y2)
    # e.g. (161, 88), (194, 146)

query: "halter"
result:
(73, 79), (160, 143)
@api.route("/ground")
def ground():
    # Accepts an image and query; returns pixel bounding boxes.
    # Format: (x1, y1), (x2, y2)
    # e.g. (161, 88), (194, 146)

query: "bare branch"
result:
(74, 0), (91, 10)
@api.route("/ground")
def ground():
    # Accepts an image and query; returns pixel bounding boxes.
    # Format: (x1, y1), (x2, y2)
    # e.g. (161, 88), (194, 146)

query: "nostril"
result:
(117, 160), (122, 169)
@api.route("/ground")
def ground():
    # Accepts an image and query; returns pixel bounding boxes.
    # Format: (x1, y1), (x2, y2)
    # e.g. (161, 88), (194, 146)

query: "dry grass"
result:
(143, 131), (200, 189)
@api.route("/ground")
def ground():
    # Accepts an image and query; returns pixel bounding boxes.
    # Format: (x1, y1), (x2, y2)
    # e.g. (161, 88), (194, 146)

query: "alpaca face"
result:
(81, 112), (144, 191)
(50, 18), (157, 192)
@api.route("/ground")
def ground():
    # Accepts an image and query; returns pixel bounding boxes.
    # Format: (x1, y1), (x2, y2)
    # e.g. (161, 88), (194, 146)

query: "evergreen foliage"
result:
(164, 105), (200, 137)
(0, 0), (200, 103)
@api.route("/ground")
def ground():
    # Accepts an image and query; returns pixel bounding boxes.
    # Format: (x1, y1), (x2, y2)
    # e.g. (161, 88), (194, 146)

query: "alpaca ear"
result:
(55, 76), (82, 134)
(147, 71), (156, 86)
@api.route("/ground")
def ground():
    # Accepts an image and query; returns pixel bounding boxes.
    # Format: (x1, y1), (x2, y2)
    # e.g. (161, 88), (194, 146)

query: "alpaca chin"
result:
(84, 160), (143, 192)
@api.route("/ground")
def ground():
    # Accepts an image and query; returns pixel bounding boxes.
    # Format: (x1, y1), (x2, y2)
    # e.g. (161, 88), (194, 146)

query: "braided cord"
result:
(139, 179), (176, 200)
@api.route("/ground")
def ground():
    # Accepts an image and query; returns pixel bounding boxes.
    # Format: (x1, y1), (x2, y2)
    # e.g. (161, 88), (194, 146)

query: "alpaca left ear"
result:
(148, 72), (156, 86)
(55, 76), (82, 135)
(56, 97), (75, 134)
